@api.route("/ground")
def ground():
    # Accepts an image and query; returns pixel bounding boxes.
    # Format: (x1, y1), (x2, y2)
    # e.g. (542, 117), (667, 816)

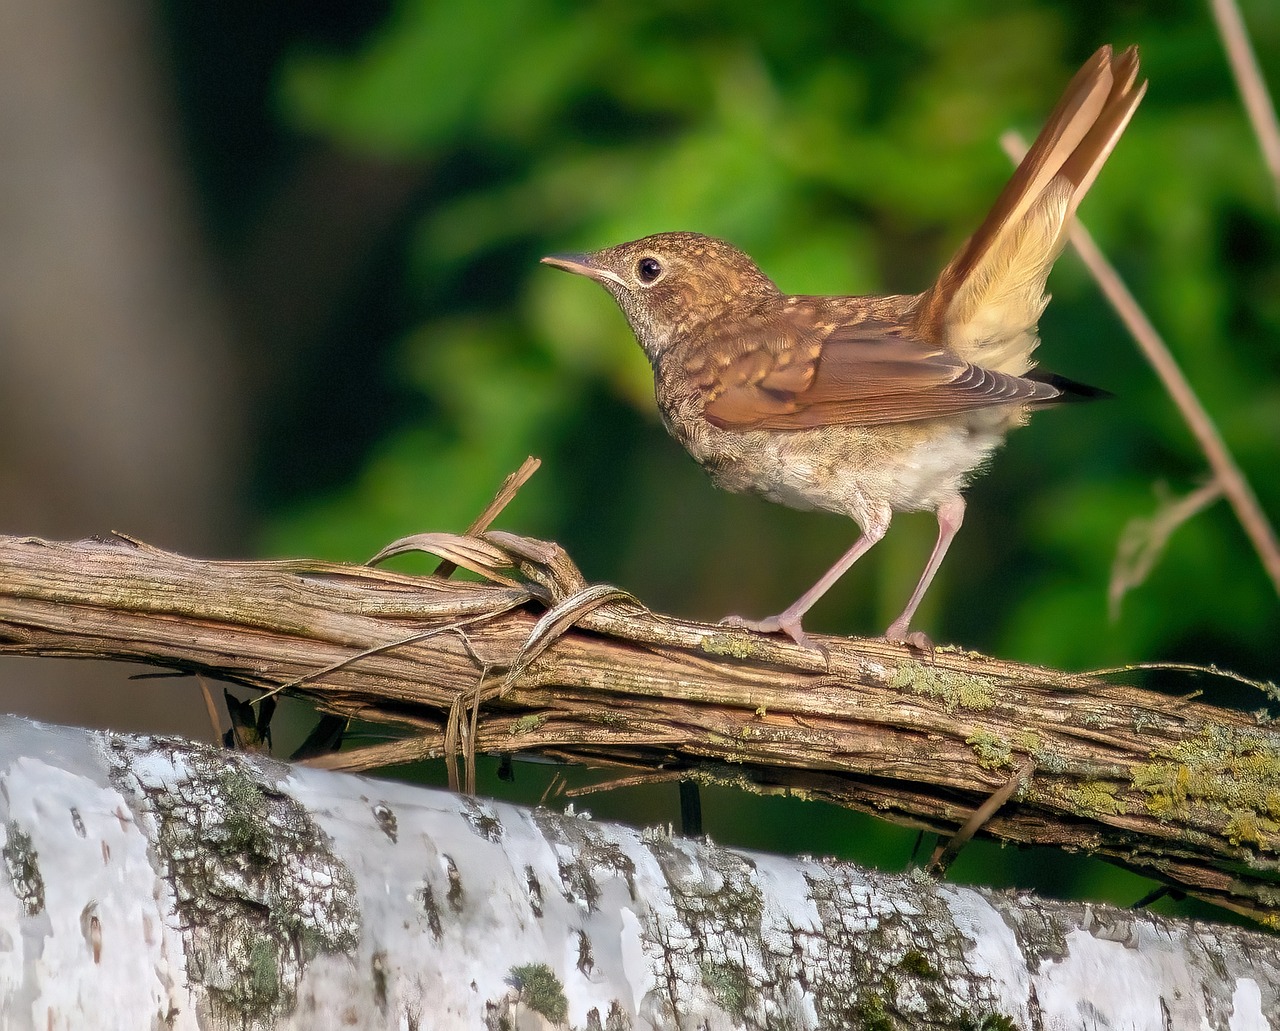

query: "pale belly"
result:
(660, 394), (1021, 528)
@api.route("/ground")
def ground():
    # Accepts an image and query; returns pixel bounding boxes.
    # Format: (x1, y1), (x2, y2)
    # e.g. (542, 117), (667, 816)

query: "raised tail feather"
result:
(913, 45), (1146, 374)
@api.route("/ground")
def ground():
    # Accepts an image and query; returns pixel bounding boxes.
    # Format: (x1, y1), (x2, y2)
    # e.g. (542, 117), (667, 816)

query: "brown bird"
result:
(542, 45), (1145, 649)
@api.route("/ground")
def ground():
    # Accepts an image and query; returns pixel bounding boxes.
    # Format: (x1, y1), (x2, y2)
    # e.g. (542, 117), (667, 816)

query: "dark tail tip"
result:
(1029, 370), (1113, 404)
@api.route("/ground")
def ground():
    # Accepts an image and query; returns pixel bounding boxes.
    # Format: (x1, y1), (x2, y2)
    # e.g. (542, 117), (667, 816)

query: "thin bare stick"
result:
(197, 676), (222, 744)
(1003, 132), (1280, 598)
(1110, 480), (1225, 618)
(1209, 0), (1280, 203)
(929, 758), (1036, 876)
(539, 772), (566, 806)
(433, 456), (542, 580)
(1083, 661), (1277, 695)
(255, 608), (515, 705)
(563, 770), (690, 797)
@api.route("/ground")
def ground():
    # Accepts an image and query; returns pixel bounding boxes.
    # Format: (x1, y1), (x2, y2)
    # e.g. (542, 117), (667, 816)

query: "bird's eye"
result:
(636, 257), (663, 284)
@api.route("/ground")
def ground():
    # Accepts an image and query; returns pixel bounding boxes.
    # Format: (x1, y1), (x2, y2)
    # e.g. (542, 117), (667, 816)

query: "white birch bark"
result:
(0, 714), (1275, 1030)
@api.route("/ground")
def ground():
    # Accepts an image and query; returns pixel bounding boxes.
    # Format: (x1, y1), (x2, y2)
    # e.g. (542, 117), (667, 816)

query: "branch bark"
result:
(1, 715), (1277, 1030)
(0, 531), (1277, 925)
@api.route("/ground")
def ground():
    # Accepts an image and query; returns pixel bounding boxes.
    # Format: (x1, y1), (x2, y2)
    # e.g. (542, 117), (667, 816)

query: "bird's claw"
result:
(883, 622), (934, 651)
(720, 612), (822, 653)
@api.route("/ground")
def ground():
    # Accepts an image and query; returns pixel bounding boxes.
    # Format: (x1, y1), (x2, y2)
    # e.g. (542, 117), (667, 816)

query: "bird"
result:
(541, 45), (1146, 650)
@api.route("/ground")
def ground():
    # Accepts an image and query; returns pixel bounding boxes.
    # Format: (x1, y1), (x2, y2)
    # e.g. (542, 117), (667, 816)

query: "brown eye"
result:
(637, 257), (663, 283)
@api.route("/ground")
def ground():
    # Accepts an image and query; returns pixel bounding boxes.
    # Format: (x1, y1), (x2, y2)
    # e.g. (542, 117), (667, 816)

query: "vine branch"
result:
(1, 526), (1278, 924)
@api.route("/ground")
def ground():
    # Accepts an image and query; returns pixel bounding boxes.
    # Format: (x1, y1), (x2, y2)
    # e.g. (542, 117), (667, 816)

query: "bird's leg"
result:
(883, 496), (965, 645)
(722, 517), (888, 650)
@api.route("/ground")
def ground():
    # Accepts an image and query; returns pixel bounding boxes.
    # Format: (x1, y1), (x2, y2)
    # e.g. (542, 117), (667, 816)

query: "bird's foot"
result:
(720, 611), (820, 652)
(882, 619), (934, 651)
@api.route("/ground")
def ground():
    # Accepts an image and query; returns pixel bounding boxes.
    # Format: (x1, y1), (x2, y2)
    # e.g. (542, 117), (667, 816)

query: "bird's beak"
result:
(541, 253), (627, 289)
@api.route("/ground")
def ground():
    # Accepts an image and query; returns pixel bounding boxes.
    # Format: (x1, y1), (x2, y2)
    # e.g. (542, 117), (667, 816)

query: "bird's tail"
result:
(1026, 369), (1114, 405)
(912, 45), (1146, 374)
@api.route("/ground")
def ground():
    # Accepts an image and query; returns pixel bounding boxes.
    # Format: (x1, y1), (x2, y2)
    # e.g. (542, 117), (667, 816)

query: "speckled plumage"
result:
(543, 46), (1145, 648)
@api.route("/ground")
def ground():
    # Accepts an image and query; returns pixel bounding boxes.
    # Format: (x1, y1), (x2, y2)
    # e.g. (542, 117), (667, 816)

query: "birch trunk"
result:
(0, 714), (1275, 1031)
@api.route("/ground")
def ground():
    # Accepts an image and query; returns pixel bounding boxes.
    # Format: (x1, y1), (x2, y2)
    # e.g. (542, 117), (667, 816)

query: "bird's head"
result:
(542, 232), (779, 361)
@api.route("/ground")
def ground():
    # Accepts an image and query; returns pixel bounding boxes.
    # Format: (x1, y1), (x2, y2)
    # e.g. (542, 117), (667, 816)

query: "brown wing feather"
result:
(684, 311), (823, 420)
(700, 318), (1060, 431)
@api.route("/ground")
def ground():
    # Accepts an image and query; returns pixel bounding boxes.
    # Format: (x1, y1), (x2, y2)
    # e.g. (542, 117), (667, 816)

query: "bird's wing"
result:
(689, 315), (1060, 431)
(911, 45), (1145, 373)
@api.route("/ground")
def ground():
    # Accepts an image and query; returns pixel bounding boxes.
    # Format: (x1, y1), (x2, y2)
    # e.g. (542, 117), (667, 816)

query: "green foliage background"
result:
(168, 0), (1278, 915)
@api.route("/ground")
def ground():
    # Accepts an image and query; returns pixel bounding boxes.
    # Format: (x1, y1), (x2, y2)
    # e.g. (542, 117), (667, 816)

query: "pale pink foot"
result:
(720, 609), (819, 651)
(882, 620), (934, 651)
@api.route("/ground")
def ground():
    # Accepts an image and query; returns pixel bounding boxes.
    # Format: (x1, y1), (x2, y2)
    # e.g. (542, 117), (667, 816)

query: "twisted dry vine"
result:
(0, 519), (1278, 924)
